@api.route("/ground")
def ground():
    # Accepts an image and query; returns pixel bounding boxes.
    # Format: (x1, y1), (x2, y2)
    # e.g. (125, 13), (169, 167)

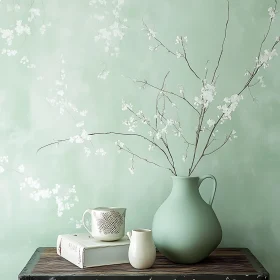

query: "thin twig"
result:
(136, 79), (200, 115)
(180, 36), (201, 80)
(120, 146), (175, 175)
(37, 131), (175, 173)
(211, 0), (230, 83)
(204, 133), (232, 156)
(189, 38), (280, 175)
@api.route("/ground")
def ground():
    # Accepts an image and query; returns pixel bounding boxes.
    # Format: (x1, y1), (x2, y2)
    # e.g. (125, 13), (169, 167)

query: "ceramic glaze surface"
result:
(153, 176), (222, 263)
(127, 229), (156, 269)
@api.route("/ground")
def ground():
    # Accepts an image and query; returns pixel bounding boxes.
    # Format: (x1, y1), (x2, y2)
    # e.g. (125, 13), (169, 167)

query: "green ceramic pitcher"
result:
(152, 175), (222, 264)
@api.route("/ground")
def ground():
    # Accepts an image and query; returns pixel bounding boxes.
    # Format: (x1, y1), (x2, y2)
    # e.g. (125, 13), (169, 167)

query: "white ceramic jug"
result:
(127, 229), (156, 269)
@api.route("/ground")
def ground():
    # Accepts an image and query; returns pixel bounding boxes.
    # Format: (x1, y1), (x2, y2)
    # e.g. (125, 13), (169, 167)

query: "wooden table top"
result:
(19, 247), (269, 280)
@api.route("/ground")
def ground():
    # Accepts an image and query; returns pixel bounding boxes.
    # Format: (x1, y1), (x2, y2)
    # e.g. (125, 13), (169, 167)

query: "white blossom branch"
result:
(37, 131), (177, 175)
(189, 27), (279, 175)
(118, 144), (175, 174)
(180, 36), (201, 80)
(204, 132), (232, 156)
(142, 20), (202, 81)
(135, 78), (200, 115)
(126, 104), (177, 174)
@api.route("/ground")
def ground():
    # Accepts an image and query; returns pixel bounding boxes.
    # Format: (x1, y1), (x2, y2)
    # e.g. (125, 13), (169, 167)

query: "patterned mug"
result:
(82, 207), (126, 241)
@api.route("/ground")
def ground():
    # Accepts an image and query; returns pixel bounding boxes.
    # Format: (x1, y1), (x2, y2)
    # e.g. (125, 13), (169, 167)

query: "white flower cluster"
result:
(46, 57), (88, 119)
(95, 148), (107, 156)
(15, 20), (31, 36)
(121, 100), (133, 111)
(148, 45), (160, 52)
(69, 218), (83, 229)
(69, 129), (92, 144)
(217, 94), (244, 124)
(144, 28), (156, 40)
(20, 175), (79, 217)
(268, 6), (277, 21)
(229, 130), (238, 141)
(39, 22), (52, 35)
(194, 82), (216, 108)
(92, 0), (127, 56)
(257, 76), (266, 88)
(176, 51), (182, 58)
(28, 8), (40, 22)
(84, 147), (91, 157)
(97, 69), (110, 79)
(18, 164), (25, 173)
(56, 185), (78, 217)
(0, 156), (9, 174)
(1, 49), (17, 56)
(207, 119), (215, 128)
(123, 116), (137, 132)
(175, 35), (187, 44)
(20, 177), (41, 191)
(20, 56), (36, 69)
(256, 49), (278, 68)
(0, 28), (14, 46)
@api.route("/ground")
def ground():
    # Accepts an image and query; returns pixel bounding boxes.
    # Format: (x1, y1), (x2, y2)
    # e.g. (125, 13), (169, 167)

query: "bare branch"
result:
(204, 133), (232, 156)
(189, 36), (280, 175)
(180, 36), (201, 80)
(211, 0), (230, 83)
(135, 79), (200, 115)
(143, 20), (201, 81)
(37, 131), (175, 173)
(120, 145), (175, 175)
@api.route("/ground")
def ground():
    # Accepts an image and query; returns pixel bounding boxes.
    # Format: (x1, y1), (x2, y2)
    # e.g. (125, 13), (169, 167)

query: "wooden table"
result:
(19, 247), (269, 279)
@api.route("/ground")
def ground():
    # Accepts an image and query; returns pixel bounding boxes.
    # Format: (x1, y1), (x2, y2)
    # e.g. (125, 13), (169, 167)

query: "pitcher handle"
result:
(198, 174), (217, 206)
(82, 209), (92, 234)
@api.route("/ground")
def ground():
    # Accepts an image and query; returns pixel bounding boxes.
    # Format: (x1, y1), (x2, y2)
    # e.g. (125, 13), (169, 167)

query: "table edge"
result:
(18, 247), (269, 278)
(241, 248), (269, 277)
(18, 247), (44, 279)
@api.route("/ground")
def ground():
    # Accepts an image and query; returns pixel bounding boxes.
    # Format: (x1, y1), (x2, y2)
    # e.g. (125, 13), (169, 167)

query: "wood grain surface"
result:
(18, 247), (269, 280)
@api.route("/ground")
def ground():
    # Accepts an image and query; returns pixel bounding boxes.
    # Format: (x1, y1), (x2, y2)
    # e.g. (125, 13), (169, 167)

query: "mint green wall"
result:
(1, 0), (279, 279)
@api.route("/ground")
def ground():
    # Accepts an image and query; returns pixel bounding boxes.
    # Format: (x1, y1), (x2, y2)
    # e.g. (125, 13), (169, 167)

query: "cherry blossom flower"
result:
(176, 51), (182, 58)
(28, 8), (40, 22)
(194, 83), (216, 108)
(256, 49), (278, 68)
(0, 28), (14, 45)
(0, 156), (9, 163)
(175, 36), (182, 44)
(15, 20), (31, 36)
(128, 167), (134, 174)
(207, 119), (215, 128)
(76, 121), (84, 128)
(80, 110), (88, 117)
(39, 23), (51, 35)
(84, 147), (91, 157)
(257, 76), (266, 88)
(98, 70), (110, 79)
(95, 148), (107, 156)
(268, 7), (277, 21)
(18, 165), (25, 173)
(122, 100), (133, 111)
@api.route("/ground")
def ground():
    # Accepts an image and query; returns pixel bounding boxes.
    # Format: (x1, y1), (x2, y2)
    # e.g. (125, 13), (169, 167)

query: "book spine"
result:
(56, 235), (85, 268)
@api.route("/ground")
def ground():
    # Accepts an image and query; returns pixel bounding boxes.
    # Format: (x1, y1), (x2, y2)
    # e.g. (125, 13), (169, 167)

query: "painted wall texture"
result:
(0, 0), (280, 279)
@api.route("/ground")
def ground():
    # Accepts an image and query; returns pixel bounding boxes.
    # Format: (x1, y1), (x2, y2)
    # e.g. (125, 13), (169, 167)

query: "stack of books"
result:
(57, 233), (130, 268)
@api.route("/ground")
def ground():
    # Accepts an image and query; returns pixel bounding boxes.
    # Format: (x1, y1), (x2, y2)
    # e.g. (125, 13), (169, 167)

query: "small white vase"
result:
(127, 229), (156, 269)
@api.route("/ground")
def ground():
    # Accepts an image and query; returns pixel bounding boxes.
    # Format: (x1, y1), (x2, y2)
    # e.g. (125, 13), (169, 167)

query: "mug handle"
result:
(198, 174), (217, 206)
(82, 209), (92, 234)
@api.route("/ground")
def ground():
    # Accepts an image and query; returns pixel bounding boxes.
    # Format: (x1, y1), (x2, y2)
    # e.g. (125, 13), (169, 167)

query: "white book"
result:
(57, 233), (130, 268)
